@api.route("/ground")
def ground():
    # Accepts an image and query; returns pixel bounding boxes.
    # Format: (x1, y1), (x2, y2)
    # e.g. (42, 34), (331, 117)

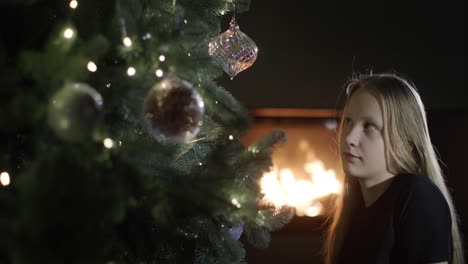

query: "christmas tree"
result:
(0, 0), (293, 263)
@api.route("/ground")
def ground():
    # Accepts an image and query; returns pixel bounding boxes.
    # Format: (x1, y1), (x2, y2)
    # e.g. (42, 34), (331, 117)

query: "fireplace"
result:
(240, 108), (343, 264)
(243, 108), (343, 217)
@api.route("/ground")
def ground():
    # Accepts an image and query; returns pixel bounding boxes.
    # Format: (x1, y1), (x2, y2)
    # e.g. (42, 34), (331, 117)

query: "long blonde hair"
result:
(323, 73), (465, 264)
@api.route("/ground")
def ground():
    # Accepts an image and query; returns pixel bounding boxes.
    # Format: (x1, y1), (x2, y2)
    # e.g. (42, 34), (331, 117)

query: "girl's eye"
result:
(365, 123), (377, 131)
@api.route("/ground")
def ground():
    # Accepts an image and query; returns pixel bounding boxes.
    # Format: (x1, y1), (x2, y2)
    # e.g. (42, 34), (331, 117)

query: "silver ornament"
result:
(48, 82), (103, 141)
(144, 77), (204, 144)
(208, 16), (258, 80)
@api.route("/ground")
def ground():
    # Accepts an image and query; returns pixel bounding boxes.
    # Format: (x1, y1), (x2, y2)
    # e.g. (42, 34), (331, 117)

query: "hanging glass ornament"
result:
(208, 16), (258, 80)
(48, 82), (103, 141)
(144, 76), (205, 144)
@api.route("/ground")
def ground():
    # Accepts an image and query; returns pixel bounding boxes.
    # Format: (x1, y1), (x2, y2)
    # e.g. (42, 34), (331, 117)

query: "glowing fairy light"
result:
(249, 146), (259, 153)
(155, 69), (164, 77)
(184, 19), (188, 24)
(127, 67), (136, 76)
(158, 55), (166, 62)
(87, 61), (97, 72)
(63, 28), (74, 39)
(231, 198), (241, 208)
(123, 37), (132, 47)
(229, 135), (234, 140)
(103, 138), (114, 149)
(0, 172), (10, 186)
(142, 33), (151, 40)
(69, 0), (78, 9)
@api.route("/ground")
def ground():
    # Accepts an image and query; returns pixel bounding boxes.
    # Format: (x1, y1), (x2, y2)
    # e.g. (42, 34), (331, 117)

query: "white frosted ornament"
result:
(144, 77), (205, 144)
(208, 16), (258, 80)
(48, 82), (103, 141)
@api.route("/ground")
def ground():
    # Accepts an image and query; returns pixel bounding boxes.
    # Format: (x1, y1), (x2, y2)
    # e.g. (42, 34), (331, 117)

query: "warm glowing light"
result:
(260, 159), (341, 217)
(324, 119), (339, 130)
(155, 69), (164, 77)
(69, 0), (78, 9)
(87, 61), (97, 72)
(249, 146), (259, 153)
(0, 172), (10, 186)
(159, 55), (166, 62)
(123, 37), (132, 47)
(184, 19), (188, 24)
(127, 67), (136, 76)
(231, 198), (241, 208)
(103, 138), (114, 149)
(198, 162), (203, 166)
(142, 33), (152, 40)
(304, 204), (323, 217)
(187, 53), (191, 57)
(229, 135), (234, 140)
(63, 28), (74, 39)
(304, 161), (341, 196)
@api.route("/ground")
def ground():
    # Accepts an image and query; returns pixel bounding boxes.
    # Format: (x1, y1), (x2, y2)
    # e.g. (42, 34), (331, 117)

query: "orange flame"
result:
(260, 160), (341, 217)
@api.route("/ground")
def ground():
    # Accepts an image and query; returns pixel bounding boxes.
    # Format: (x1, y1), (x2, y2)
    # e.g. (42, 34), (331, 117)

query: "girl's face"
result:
(339, 89), (395, 187)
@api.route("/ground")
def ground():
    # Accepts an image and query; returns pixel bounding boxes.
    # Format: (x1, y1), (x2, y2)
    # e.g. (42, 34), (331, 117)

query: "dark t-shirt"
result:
(337, 173), (452, 264)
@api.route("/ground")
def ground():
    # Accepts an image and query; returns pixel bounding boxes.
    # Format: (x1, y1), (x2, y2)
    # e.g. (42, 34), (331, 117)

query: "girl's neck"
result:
(358, 174), (396, 208)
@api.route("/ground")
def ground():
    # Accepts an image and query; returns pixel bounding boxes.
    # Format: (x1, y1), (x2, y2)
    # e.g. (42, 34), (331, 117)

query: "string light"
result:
(63, 28), (74, 39)
(142, 33), (152, 40)
(122, 37), (132, 47)
(87, 61), (97, 72)
(187, 53), (191, 57)
(158, 55), (166, 62)
(0, 172), (10, 186)
(231, 198), (241, 208)
(127, 67), (136, 76)
(184, 19), (188, 24)
(155, 69), (164, 77)
(229, 135), (234, 140)
(103, 138), (114, 149)
(69, 0), (78, 9)
(249, 146), (260, 153)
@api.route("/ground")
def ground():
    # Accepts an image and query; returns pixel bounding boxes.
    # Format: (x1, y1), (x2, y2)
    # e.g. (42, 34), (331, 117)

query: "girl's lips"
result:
(344, 152), (360, 160)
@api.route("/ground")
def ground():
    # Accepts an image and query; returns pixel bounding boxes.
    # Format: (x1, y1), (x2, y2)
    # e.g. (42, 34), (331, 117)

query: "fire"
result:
(260, 160), (341, 217)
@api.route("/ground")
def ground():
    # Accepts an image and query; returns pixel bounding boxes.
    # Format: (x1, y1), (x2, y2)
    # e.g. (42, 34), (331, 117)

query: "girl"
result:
(324, 73), (464, 264)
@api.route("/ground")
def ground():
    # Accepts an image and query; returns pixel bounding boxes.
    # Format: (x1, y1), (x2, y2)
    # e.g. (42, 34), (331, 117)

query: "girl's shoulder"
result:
(395, 172), (440, 193)
(394, 172), (451, 220)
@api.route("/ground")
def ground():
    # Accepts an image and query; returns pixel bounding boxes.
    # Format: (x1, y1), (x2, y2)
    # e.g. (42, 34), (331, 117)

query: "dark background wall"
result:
(219, 0), (467, 111)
